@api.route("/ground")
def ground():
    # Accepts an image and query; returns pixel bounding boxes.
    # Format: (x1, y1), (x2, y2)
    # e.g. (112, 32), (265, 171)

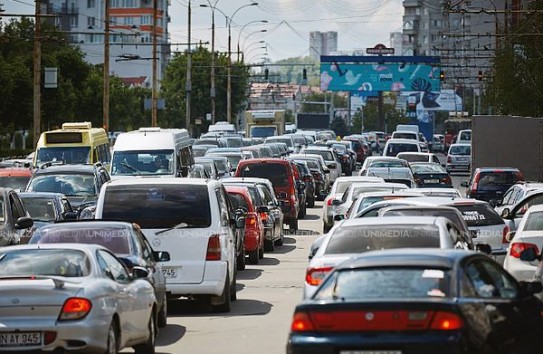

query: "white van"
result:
(456, 129), (471, 144)
(110, 127), (193, 179)
(208, 122), (236, 135)
(94, 178), (241, 312)
(383, 138), (421, 157)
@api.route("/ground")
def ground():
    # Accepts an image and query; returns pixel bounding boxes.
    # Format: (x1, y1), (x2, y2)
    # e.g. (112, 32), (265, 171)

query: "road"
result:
(121, 154), (471, 354)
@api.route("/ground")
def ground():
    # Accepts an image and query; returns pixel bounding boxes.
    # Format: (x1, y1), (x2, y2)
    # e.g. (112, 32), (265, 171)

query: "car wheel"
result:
(308, 194), (315, 208)
(289, 218), (298, 232)
(104, 321), (118, 354)
(248, 248), (259, 264)
(230, 269), (237, 302)
(258, 242), (264, 259)
(157, 294), (167, 328)
(275, 233), (284, 246)
(236, 247), (246, 271)
(264, 238), (275, 252)
(211, 274), (231, 313)
(134, 311), (156, 354)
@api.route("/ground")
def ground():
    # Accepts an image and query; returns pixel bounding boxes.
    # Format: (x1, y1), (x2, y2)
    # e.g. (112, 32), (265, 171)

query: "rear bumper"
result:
(244, 229), (260, 252)
(446, 163), (470, 171)
(166, 261), (227, 297)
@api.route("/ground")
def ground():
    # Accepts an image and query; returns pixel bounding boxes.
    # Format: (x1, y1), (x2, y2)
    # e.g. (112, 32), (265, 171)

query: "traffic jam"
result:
(0, 120), (543, 354)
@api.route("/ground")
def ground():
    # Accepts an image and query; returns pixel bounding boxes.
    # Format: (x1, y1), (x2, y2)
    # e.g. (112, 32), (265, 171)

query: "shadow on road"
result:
(272, 244), (296, 254)
(283, 236), (296, 245)
(258, 256), (280, 266)
(301, 214), (320, 220)
(286, 229), (320, 236)
(237, 267), (263, 280)
(167, 298), (272, 317)
(156, 324), (186, 346)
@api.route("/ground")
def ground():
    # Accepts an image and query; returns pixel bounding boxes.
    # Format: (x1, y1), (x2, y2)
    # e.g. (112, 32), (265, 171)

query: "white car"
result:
(95, 178), (241, 312)
(382, 138), (421, 157)
(396, 152), (441, 164)
(503, 204), (543, 281)
(365, 165), (416, 188)
(299, 146), (342, 183)
(359, 156), (410, 176)
(321, 176), (384, 233)
(304, 216), (470, 298)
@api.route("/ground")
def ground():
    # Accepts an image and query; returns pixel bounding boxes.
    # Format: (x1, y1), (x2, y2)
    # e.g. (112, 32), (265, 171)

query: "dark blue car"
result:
(287, 249), (543, 354)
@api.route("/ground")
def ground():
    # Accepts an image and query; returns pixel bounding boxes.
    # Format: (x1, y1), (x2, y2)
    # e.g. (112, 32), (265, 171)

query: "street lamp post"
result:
(236, 20), (267, 62)
(240, 29), (267, 62)
(186, 1), (192, 134)
(199, 1), (219, 124)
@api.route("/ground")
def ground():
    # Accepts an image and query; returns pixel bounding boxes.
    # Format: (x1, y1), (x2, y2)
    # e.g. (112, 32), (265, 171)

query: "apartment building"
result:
(309, 31), (338, 61)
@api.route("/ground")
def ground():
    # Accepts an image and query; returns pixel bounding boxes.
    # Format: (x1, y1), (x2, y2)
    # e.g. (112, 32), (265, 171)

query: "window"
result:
(464, 260), (518, 299)
(70, 15), (79, 28)
(97, 250), (130, 282)
(87, 17), (95, 27)
(453, 204), (504, 227)
(87, 0), (95, 8)
(141, 15), (152, 25)
(123, 17), (134, 25)
(238, 163), (289, 187)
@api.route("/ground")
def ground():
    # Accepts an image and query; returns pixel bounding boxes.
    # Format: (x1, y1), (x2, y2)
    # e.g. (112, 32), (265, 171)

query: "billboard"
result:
(320, 62), (441, 92)
(400, 90), (462, 112)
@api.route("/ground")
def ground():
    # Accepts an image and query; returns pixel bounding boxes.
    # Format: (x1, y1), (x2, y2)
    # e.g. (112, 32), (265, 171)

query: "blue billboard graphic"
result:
(320, 62), (441, 93)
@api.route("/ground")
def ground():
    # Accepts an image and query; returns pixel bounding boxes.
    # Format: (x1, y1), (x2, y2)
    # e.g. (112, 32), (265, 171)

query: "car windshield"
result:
(314, 267), (450, 300)
(111, 150), (174, 176)
(36, 147), (90, 165)
(27, 174), (95, 197)
(325, 225), (441, 254)
(30, 226), (132, 254)
(452, 204), (504, 227)
(449, 145), (471, 155)
(101, 184), (212, 228)
(238, 163), (289, 187)
(0, 249), (91, 277)
(20, 197), (57, 221)
(369, 160), (408, 168)
(459, 131), (471, 141)
(523, 211), (543, 231)
(303, 150), (334, 161)
(411, 164), (447, 173)
(0, 176), (31, 190)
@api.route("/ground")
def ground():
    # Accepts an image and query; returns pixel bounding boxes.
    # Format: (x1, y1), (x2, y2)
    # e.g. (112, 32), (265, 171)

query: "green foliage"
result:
(263, 56), (319, 85)
(330, 116), (349, 137)
(300, 92), (346, 113)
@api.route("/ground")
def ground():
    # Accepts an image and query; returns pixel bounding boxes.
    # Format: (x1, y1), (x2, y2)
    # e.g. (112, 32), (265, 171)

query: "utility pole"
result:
(103, 0), (110, 132)
(151, 0), (158, 127)
(186, 1), (192, 134)
(227, 21), (232, 124)
(33, 0), (41, 147)
(210, 8), (216, 124)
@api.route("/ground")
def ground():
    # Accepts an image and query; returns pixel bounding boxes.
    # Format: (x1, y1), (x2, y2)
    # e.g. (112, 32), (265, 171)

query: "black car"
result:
(288, 248), (543, 354)
(410, 162), (453, 188)
(25, 163), (111, 214)
(291, 160), (316, 208)
(28, 220), (171, 328)
(0, 187), (34, 245)
(462, 167), (524, 203)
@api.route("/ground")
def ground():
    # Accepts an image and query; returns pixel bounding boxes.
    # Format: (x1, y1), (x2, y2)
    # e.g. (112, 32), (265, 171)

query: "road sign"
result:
(366, 44), (395, 55)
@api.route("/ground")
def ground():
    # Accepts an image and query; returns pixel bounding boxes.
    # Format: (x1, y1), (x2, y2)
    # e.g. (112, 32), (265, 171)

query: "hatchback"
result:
(446, 143), (471, 173)
(382, 138), (421, 157)
(463, 167), (524, 203)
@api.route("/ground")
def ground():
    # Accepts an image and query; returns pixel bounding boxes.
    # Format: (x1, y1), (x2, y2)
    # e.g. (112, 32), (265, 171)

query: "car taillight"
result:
(44, 331), (57, 345)
(430, 311), (464, 330)
(510, 242), (539, 258)
(58, 297), (92, 321)
(441, 176), (452, 185)
(447, 155), (452, 163)
(259, 212), (268, 223)
(291, 312), (315, 332)
(303, 175), (312, 182)
(305, 266), (334, 286)
(246, 214), (257, 226)
(502, 225), (510, 243)
(326, 198), (336, 206)
(206, 234), (221, 261)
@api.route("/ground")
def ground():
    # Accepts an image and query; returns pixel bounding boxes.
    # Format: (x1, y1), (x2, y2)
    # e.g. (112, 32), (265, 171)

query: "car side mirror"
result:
(501, 208), (511, 219)
(520, 248), (540, 262)
(63, 211), (78, 220)
(132, 266), (150, 279)
(308, 247), (319, 260)
(505, 231), (516, 243)
(460, 181), (469, 188)
(333, 214), (344, 221)
(235, 216), (245, 229)
(489, 199), (498, 208)
(324, 169), (331, 174)
(257, 205), (270, 213)
(15, 216), (33, 230)
(154, 251), (171, 262)
(519, 280), (543, 296)
(327, 163), (337, 169)
(331, 199), (342, 206)
(475, 243), (492, 255)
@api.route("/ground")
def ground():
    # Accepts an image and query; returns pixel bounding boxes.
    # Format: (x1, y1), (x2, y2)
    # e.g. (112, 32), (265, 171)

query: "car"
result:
(495, 181), (543, 215)
(503, 204), (543, 282)
(203, 155), (231, 178)
(431, 134), (445, 153)
(346, 190), (425, 219)
(397, 152), (441, 164)
(94, 178), (242, 312)
(382, 138), (421, 157)
(235, 158), (300, 231)
(220, 177), (285, 251)
(0, 243), (157, 353)
(341, 136), (368, 164)
(417, 187), (462, 198)
(0, 166), (34, 191)
(0, 187), (34, 245)
(359, 156), (410, 176)
(289, 153), (332, 196)
(365, 165), (416, 188)
(194, 157), (219, 179)
(324, 141), (356, 176)
(188, 163), (211, 178)
(410, 162), (453, 188)
(304, 216), (471, 298)
(225, 185), (265, 265)
(25, 163), (111, 213)
(456, 128), (472, 144)
(299, 146), (342, 184)
(264, 135), (296, 154)
(28, 220), (171, 328)
(289, 160), (307, 219)
(192, 144), (217, 158)
(206, 151), (244, 173)
(446, 143), (471, 173)
(290, 248), (543, 354)
(462, 167), (524, 203)
(289, 159), (316, 208)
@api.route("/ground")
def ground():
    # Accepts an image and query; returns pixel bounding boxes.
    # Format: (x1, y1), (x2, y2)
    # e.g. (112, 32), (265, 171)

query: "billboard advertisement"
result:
(320, 62), (441, 92)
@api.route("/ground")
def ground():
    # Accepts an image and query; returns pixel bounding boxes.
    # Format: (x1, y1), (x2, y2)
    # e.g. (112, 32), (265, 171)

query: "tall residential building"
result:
(44, 0), (171, 86)
(309, 31), (338, 60)
(389, 32), (404, 55)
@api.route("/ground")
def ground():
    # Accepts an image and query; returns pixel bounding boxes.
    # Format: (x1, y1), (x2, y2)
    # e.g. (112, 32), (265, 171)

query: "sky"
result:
(2, 0), (404, 63)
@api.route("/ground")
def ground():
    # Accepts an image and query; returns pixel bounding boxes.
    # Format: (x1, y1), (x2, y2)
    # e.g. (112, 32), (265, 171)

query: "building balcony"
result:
(402, 0), (420, 8)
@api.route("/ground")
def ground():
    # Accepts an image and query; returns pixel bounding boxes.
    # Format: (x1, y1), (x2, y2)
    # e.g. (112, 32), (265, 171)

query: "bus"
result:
(34, 122), (110, 167)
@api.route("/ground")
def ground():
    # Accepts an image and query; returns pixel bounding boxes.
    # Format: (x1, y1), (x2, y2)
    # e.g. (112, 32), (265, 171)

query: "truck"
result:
(296, 113), (330, 131)
(472, 115), (543, 181)
(245, 110), (285, 138)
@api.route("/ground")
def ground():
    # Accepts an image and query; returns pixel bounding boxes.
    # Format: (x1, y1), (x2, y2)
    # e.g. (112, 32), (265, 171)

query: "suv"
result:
(462, 167), (524, 203)
(25, 163), (110, 213)
(235, 158), (300, 231)
(94, 178), (242, 312)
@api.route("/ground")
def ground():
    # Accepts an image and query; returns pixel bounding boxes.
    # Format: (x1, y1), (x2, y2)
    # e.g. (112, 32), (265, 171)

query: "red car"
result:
(225, 185), (265, 264)
(0, 167), (33, 190)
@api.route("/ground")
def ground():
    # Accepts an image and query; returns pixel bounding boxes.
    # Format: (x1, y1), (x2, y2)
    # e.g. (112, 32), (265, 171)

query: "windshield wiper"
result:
(155, 222), (191, 235)
(120, 161), (141, 175)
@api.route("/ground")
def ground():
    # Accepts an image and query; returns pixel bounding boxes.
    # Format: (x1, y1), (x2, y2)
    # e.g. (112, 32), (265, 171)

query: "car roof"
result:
(34, 164), (96, 174)
(450, 143), (471, 147)
(18, 192), (66, 198)
(397, 152), (434, 157)
(336, 248), (476, 270)
(474, 167), (520, 172)
(38, 220), (134, 230)
(337, 215), (446, 227)
(385, 138), (420, 144)
(238, 158), (291, 165)
(104, 177), (211, 186)
(335, 176), (385, 183)
(3, 242), (109, 252)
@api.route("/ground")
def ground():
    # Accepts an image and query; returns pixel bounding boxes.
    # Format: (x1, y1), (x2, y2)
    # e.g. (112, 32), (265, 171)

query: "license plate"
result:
(161, 267), (178, 279)
(0, 332), (42, 347)
(340, 351), (401, 354)
(425, 179), (440, 184)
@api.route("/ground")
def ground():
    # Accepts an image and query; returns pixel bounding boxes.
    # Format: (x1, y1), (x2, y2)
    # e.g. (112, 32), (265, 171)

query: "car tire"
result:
(323, 224), (331, 234)
(275, 233), (284, 246)
(157, 294), (167, 328)
(211, 274), (231, 313)
(134, 311), (156, 354)
(104, 321), (119, 354)
(264, 238), (275, 252)
(307, 194), (315, 208)
(236, 247), (246, 271)
(248, 247), (259, 264)
(289, 218), (298, 232)
(258, 242), (264, 259)
(230, 270), (237, 302)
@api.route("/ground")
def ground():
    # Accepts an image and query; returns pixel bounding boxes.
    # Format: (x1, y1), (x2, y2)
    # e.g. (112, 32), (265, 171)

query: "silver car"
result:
(446, 143), (471, 173)
(0, 243), (156, 353)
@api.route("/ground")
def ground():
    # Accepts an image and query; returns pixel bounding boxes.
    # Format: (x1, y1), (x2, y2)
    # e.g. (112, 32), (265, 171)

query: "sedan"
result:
(410, 162), (453, 188)
(0, 243), (157, 353)
(289, 249), (543, 354)
(28, 221), (170, 328)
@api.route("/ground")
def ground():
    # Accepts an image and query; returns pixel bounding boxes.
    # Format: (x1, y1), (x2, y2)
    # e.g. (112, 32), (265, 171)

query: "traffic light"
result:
(302, 68), (307, 80)
(439, 70), (445, 82)
(478, 70), (483, 81)
(264, 68), (269, 80)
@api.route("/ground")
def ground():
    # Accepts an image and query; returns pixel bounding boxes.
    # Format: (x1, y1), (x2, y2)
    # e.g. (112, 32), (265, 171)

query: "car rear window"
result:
(522, 211), (543, 231)
(369, 160), (408, 168)
(398, 154), (428, 162)
(102, 184), (212, 228)
(314, 267), (450, 300)
(385, 143), (419, 156)
(477, 171), (522, 189)
(325, 225), (441, 254)
(452, 204), (504, 226)
(384, 209), (464, 230)
(228, 192), (249, 211)
(0, 249), (91, 277)
(238, 163), (289, 187)
(304, 150), (334, 161)
(449, 145), (470, 155)
(393, 132), (418, 140)
(20, 197), (57, 221)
